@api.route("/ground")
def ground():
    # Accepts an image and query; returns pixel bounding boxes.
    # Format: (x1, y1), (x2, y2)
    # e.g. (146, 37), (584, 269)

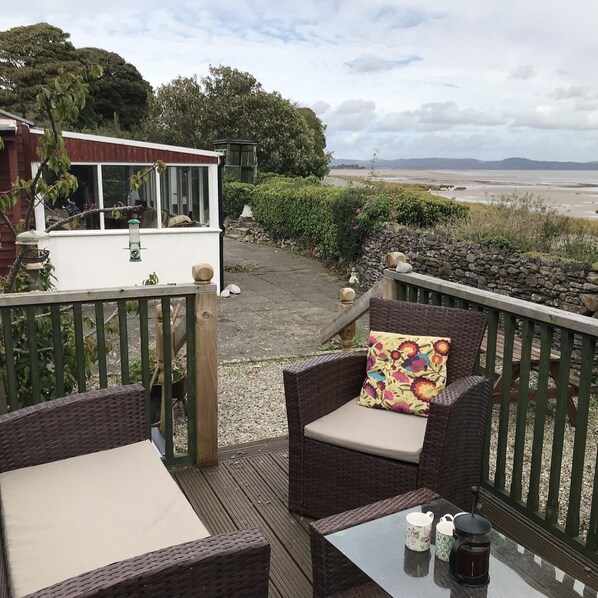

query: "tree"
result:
(297, 106), (331, 172)
(0, 24), (152, 133)
(0, 23), (82, 120)
(0, 70), (164, 408)
(77, 47), (152, 132)
(139, 76), (205, 148)
(0, 66), (163, 290)
(142, 66), (330, 178)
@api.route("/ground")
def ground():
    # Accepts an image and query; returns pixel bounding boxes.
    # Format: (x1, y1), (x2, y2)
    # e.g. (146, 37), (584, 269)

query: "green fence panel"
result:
(161, 297), (174, 462)
(510, 318), (534, 502)
(117, 300), (130, 386)
(482, 309), (499, 480)
(72, 304), (86, 393)
(138, 299), (151, 437)
(50, 305), (65, 397)
(186, 295), (197, 464)
(545, 330), (574, 524)
(565, 336), (596, 537)
(495, 313), (515, 490)
(94, 302), (108, 388)
(527, 324), (554, 513)
(1, 307), (18, 411)
(25, 307), (41, 403)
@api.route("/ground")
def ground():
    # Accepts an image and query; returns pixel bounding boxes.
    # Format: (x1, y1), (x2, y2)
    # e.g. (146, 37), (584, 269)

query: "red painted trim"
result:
(28, 135), (218, 165)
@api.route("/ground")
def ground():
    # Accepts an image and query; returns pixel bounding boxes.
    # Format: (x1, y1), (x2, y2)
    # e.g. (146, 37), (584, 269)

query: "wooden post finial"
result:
(385, 252), (408, 268)
(192, 263), (214, 285)
(338, 287), (356, 351)
(339, 287), (356, 303)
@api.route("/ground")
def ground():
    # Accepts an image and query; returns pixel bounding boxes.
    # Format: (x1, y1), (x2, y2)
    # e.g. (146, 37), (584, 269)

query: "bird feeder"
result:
(15, 230), (50, 267)
(15, 230), (50, 289)
(128, 218), (142, 262)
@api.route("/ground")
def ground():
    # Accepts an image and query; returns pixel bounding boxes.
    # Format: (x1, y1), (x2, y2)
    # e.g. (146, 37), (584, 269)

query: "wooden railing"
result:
(0, 264), (218, 467)
(324, 255), (598, 564)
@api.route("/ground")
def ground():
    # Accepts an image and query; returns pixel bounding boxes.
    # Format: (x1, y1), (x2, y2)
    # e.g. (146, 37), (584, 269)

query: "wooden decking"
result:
(172, 437), (313, 598)
(173, 436), (598, 598)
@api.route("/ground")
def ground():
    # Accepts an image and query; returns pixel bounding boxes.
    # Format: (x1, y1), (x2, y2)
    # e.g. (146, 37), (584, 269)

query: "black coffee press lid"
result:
(454, 486), (492, 536)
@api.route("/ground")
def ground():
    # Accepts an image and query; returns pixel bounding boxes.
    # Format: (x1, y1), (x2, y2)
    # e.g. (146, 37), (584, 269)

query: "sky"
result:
(3, 1), (598, 162)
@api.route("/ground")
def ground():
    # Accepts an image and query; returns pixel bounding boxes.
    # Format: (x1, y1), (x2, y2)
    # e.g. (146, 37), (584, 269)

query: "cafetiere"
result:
(449, 486), (492, 587)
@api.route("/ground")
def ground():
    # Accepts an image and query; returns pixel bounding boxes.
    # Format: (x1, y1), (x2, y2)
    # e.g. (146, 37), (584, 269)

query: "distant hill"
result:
(330, 157), (598, 170)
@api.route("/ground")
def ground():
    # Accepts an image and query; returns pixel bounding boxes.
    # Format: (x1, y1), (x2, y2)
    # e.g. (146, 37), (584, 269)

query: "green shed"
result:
(212, 139), (257, 184)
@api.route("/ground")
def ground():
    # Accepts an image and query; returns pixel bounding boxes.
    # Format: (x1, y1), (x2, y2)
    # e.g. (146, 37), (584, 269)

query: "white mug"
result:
(435, 516), (455, 562)
(405, 510), (434, 551)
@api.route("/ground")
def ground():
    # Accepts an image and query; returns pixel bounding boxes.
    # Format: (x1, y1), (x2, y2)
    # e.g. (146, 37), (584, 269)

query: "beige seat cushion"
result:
(0, 440), (210, 598)
(304, 398), (427, 464)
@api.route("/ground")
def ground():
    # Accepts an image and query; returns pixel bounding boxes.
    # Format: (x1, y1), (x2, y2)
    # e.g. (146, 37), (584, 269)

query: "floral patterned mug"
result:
(435, 515), (455, 562)
(405, 511), (434, 551)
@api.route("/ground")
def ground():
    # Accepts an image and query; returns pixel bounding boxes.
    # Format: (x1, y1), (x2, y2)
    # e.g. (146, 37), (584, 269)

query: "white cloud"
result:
(311, 101), (331, 115)
(376, 102), (506, 132)
(2, 0), (598, 160)
(550, 86), (589, 100)
(326, 100), (377, 131)
(511, 106), (598, 131)
(345, 54), (422, 73)
(509, 65), (536, 80)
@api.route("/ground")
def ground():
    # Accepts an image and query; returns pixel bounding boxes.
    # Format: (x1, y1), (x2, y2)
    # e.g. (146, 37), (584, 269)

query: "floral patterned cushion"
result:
(357, 330), (451, 417)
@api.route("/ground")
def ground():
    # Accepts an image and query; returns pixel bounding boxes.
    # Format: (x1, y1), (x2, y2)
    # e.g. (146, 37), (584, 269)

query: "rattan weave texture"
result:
(284, 299), (490, 519)
(0, 385), (147, 473)
(0, 385), (270, 598)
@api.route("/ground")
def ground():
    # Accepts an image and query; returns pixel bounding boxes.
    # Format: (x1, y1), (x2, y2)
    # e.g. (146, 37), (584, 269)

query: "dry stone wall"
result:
(357, 224), (598, 316)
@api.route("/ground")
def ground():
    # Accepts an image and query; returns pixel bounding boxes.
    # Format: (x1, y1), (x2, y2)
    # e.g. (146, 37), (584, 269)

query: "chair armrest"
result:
(284, 352), (367, 433)
(418, 375), (492, 508)
(310, 488), (439, 598)
(28, 529), (271, 598)
(0, 384), (146, 473)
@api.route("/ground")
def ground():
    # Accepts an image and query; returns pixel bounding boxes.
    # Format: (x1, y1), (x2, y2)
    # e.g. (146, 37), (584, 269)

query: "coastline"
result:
(330, 168), (598, 220)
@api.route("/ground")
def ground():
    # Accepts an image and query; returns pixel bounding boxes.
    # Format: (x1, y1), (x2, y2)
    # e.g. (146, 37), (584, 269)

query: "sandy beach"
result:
(331, 168), (598, 220)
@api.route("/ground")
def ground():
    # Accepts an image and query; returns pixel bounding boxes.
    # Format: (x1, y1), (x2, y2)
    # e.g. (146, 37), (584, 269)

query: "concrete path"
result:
(219, 238), (363, 362)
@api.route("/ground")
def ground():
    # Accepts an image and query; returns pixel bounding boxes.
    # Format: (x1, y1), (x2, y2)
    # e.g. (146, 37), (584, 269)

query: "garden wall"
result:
(357, 224), (598, 316)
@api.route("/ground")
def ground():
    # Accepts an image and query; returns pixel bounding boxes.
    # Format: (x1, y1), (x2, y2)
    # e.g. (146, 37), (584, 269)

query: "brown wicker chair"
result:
(0, 385), (270, 598)
(283, 298), (491, 519)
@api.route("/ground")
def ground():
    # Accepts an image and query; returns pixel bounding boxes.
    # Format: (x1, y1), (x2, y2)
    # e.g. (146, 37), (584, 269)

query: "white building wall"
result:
(41, 228), (221, 291)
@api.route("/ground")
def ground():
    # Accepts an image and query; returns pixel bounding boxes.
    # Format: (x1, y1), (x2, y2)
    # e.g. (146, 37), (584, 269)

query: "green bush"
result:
(392, 189), (468, 227)
(251, 178), (390, 262)
(251, 177), (467, 263)
(251, 176), (338, 254)
(222, 181), (254, 219)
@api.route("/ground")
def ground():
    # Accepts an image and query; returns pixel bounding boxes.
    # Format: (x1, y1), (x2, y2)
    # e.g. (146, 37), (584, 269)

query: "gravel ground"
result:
(217, 358), (295, 446)
(173, 357), (301, 455)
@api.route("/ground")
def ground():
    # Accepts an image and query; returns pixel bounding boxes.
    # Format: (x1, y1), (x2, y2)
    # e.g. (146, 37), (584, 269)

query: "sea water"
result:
(335, 169), (598, 220)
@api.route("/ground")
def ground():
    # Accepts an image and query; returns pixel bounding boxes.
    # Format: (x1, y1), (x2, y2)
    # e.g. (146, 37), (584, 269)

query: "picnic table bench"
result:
(480, 329), (580, 426)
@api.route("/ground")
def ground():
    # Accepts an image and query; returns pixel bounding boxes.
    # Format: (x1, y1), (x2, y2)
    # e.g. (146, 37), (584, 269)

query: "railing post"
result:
(193, 263), (218, 467)
(156, 302), (173, 438)
(382, 252), (411, 300)
(0, 378), (7, 415)
(338, 288), (356, 351)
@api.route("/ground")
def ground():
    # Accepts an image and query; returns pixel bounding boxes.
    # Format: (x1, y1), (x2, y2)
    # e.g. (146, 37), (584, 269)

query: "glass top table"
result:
(325, 498), (596, 597)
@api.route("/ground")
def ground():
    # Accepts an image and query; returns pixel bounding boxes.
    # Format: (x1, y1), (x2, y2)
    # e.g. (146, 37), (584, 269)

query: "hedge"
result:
(223, 181), (254, 219)
(249, 177), (468, 263)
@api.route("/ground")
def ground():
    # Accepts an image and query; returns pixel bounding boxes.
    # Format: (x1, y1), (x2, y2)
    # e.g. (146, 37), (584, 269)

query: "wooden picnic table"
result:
(481, 330), (579, 426)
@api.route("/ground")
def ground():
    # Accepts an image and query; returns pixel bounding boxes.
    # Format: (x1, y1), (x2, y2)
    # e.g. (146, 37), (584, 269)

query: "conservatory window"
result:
(160, 166), (209, 227)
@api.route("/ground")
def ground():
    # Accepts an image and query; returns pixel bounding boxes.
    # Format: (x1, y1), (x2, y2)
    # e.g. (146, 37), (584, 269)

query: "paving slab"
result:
(219, 239), (368, 361)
